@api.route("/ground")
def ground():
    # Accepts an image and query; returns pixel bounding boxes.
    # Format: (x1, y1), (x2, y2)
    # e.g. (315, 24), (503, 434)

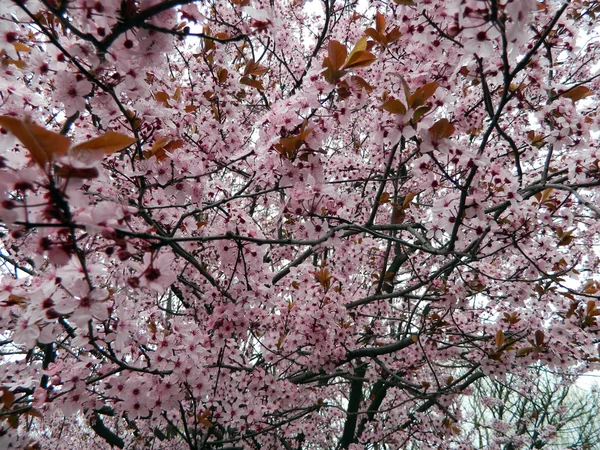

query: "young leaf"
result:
(429, 118), (455, 140)
(328, 40), (348, 71)
(350, 75), (374, 93)
(560, 85), (592, 102)
(13, 42), (31, 53)
(343, 51), (377, 70)
(495, 330), (505, 348)
(386, 26), (402, 44)
(240, 76), (265, 91)
(402, 192), (417, 208)
(154, 91), (171, 107)
(0, 116), (71, 167)
(342, 37), (376, 70)
(409, 81), (439, 108)
(244, 59), (269, 77)
(534, 330), (545, 347)
(217, 67), (229, 84)
(375, 11), (386, 33)
(71, 131), (137, 155)
(381, 98), (407, 115)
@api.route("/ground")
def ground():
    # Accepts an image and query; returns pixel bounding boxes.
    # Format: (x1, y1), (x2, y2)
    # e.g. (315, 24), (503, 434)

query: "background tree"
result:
(1, 0), (600, 448)
(463, 369), (600, 450)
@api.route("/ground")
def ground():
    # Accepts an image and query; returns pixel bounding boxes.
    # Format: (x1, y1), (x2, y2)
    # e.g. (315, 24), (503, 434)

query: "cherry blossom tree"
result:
(463, 368), (600, 449)
(1, 0), (600, 448)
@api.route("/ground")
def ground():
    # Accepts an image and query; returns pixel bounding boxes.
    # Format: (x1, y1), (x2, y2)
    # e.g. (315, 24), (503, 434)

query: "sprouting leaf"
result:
(560, 85), (592, 102)
(0, 115), (71, 167)
(495, 330), (505, 348)
(342, 37), (377, 70)
(534, 330), (545, 347)
(402, 192), (417, 208)
(196, 409), (213, 428)
(375, 11), (386, 33)
(381, 98), (407, 115)
(386, 27), (402, 44)
(173, 86), (181, 101)
(240, 76), (264, 91)
(365, 28), (384, 44)
(429, 118), (455, 140)
(312, 267), (333, 289)
(1, 389), (15, 409)
(217, 67), (228, 84)
(350, 75), (374, 93)
(409, 81), (439, 108)
(3, 58), (27, 69)
(517, 347), (534, 357)
(555, 227), (575, 247)
(55, 165), (100, 179)
(502, 312), (521, 325)
(274, 121), (314, 160)
(328, 40), (348, 71)
(71, 131), (137, 155)
(583, 280), (599, 295)
(342, 38), (377, 70)
(244, 59), (269, 77)
(365, 12), (388, 45)
(143, 138), (183, 161)
(13, 43), (31, 53)
(392, 205), (405, 224)
(154, 91), (171, 108)
(412, 105), (431, 122)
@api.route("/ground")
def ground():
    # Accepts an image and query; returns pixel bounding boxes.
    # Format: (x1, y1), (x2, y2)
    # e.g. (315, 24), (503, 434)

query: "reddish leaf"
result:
(217, 67), (229, 84)
(381, 98), (407, 115)
(429, 118), (455, 140)
(402, 192), (417, 208)
(328, 40), (348, 71)
(409, 82), (439, 108)
(240, 76), (265, 91)
(55, 165), (99, 179)
(386, 27), (402, 44)
(1, 389), (15, 408)
(375, 11), (386, 33)
(154, 91), (170, 107)
(412, 105), (431, 122)
(560, 85), (592, 102)
(71, 131), (137, 155)
(342, 37), (376, 70)
(244, 59), (269, 77)
(495, 330), (505, 348)
(342, 50), (376, 70)
(350, 75), (374, 92)
(13, 42), (31, 53)
(0, 116), (71, 167)
(365, 28), (385, 45)
(535, 330), (545, 347)
(517, 347), (534, 357)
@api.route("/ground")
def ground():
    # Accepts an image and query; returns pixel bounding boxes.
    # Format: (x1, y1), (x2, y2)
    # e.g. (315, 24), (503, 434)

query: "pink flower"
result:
(0, 21), (19, 59)
(54, 73), (93, 116)
(12, 315), (40, 349)
(54, 280), (109, 328)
